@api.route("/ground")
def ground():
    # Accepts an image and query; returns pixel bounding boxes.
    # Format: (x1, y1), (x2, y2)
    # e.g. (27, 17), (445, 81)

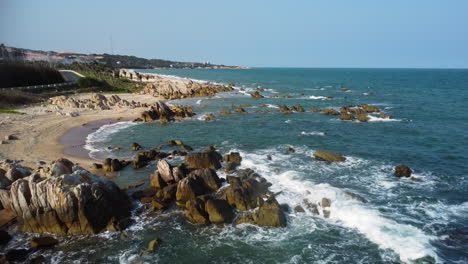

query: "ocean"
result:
(52, 68), (468, 263)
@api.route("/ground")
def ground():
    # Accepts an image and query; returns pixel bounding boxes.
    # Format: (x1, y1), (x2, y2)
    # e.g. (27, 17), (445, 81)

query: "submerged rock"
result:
(313, 150), (346, 162)
(250, 91), (264, 99)
(31, 236), (59, 248)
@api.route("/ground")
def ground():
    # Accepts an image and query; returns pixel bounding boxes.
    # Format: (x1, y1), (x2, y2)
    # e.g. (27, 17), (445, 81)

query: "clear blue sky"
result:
(1, 0), (467, 68)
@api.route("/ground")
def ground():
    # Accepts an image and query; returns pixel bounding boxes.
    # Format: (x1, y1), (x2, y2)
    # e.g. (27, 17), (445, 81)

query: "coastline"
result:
(0, 93), (160, 170)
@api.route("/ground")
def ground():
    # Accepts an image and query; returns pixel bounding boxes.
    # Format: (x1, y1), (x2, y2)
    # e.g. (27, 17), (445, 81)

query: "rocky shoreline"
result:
(0, 73), (414, 263)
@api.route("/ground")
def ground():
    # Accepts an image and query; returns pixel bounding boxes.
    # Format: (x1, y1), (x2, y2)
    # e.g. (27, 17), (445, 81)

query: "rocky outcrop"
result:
(49, 94), (148, 110)
(140, 77), (234, 100)
(250, 91), (264, 99)
(313, 150), (346, 162)
(184, 151), (222, 170)
(205, 199), (234, 223)
(140, 101), (195, 123)
(394, 165), (412, 178)
(5, 160), (132, 235)
(252, 198), (286, 227)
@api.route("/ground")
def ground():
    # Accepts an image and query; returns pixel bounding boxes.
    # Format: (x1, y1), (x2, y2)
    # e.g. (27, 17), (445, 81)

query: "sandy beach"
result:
(0, 93), (161, 170)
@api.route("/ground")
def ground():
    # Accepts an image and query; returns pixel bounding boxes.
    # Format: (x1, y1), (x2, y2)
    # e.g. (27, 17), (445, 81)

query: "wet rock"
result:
(287, 146), (295, 153)
(204, 114), (216, 121)
(296, 104), (305, 112)
(176, 176), (207, 201)
(266, 155), (272, 161)
(224, 152), (242, 165)
(225, 162), (238, 172)
(150, 171), (167, 189)
(181, 145), (193, 151)
(9, 162), (132, 235)
(294, 205), (305, 213)
(172, 165), (187, 182)
(147, 238), (161, 252)
(344, 191), (368, 203)
(221, 178), (269, 211)
(184, 197), (210, 224)
(219, 110), (232, 115)
(131, 187), (157, 200)
(234, 213), (255, 225)
(155, 183), (177, 203)
(313, 150), (346, 162)
(30, 236), (59, 248)
(184, 151), (222, 170)
(234, 108), (247, 114)
(205, 199), (234, 223)
(132, 142), (142, 151)
(250, 91), (264, 99)
(303, 199), (319, 215)
(188, 169), (221, 191)
(102, 158), (124, 172)
(340, 112), (355, 121)
(394, 165), (412, 178)
(311, 107), (321, 112)
(321, 108), (340, 115)
(361, 104), (379, 113)
(253, 198), (287, 227)
(29, 255), (46, 264)
(320, 198), (331, 208)
(5, 249), (29, 263)
(323, 210), (331, 218)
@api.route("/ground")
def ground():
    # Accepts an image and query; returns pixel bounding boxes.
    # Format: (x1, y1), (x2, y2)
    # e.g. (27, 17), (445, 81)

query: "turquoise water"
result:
(49, 68), (468, 263)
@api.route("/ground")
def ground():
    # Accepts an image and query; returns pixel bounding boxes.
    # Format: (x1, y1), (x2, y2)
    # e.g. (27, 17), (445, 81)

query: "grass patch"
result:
(0, 108), (24, 114)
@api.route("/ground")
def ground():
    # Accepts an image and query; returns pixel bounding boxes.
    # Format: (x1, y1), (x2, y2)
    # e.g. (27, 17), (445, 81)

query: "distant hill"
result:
(0, 44), (246, 69)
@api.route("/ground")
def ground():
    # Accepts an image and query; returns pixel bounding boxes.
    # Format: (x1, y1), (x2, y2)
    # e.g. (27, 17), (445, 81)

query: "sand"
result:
(0, 93), (161, 170)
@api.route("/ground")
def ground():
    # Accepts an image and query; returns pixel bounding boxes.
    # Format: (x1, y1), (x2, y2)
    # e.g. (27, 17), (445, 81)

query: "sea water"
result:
(16, 68), (468, 263)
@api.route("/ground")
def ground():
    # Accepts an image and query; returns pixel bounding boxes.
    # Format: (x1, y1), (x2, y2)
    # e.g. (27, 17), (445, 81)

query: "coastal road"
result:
(59, 70), (84, 82)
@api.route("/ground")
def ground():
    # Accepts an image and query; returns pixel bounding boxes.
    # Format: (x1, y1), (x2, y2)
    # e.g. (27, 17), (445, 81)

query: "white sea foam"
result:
(84, 121), (138, 159)
(266, 104), (279, 109)
(308, 95), (329, 100)
(285, 119), (292, 123)
(368, 116), (400, 122)
(196, 99), (202, 105)
(300, 131), (325, 136)
(230, 147), (439, 263)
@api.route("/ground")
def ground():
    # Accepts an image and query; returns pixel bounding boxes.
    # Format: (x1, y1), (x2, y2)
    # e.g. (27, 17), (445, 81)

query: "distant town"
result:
(0, 44), (248, 69)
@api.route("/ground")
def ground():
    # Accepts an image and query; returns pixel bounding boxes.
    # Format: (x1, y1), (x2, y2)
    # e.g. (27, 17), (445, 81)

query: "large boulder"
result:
(188, 169), (221, 191)
(157, 160), (174, 183)
(0, 169), (12, 189)
(394, 165), (412, 178)
(221, 178), (269, 211)
(175, 176), (207, 201)
(8, 165), (132, 235)
(205, 199), (234, 224)
(313, 150), (346, 162)
(223, 152), (242, 166)
(184, 151), (222, 170)
(150, 171), (167, 189)
(184, 197), (210, 224)
(49, 158), (74, 176)
(252, 198), (286, 227)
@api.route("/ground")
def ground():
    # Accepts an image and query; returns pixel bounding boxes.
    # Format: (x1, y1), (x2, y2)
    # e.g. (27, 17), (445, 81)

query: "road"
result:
(59, 70), (84, 82)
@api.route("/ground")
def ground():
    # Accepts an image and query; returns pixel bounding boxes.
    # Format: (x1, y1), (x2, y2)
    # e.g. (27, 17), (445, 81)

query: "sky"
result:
(1, 0), (467, 68)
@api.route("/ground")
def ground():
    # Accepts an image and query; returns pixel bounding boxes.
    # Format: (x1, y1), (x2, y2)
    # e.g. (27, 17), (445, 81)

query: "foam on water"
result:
(368, 115), (401, 122)
(84, 121), (138, 159)
(308, 95), (329, 100)
(231, 147), (439, 263)
(300, 131), (325, 136)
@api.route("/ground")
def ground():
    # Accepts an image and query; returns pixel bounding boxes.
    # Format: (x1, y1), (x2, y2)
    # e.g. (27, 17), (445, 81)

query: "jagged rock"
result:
(0, 189), (11, 209)
(320, 198), (331, 208)
(250, 91), (264, 99)
(5, 166), (30, 182)
(395, 165), (412, 178)
(184, 197), (209, 224)
(356, 111), (369, 122)
(225, 162), (238, 172)
(344, 191), (368, 203)
(311, 107), (321, 112)
(266, 155), (272, 161)
(181, 145), (193, 151)
(252, 198), (286, 227)
(223, 152), (242, 165)
(219, 110), (232, 115)
(303, 199), (320, 215)
(188, 169), (221, 191)
(147, 238), (161, 252)
(221, 178), (269, 211)
(204, 199), (234, 224)
(294, 205), (305, 213)
(340, 112), (355, 121)
(31, 236), (59, 248)
(184, 151), (222, 170)
(361, 104), (379, 113)
(102, 158), (124, 172)
(313, 150), (346, 162)
(131, 187), (156, 200)
(234, 213), (255, 225)
(49, 158), (74, 176)
(204, 114), (216, 121)
(29, 255), (46, 264)
(287, 146), (295, 153)
(150, 171), (167, 189)
(172, 165), (187, 182)
(176, 176), (207, 201)
(132, 142), (142, 151)
(279, 105), (291, 113)
(8, 163), (132, 235)
(321, 109), (340, 115)
(157, 160), (174, 183)
(234, 108), (247, 113)
(297, 104), (305, 112)
(155, 183), (177, 203)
